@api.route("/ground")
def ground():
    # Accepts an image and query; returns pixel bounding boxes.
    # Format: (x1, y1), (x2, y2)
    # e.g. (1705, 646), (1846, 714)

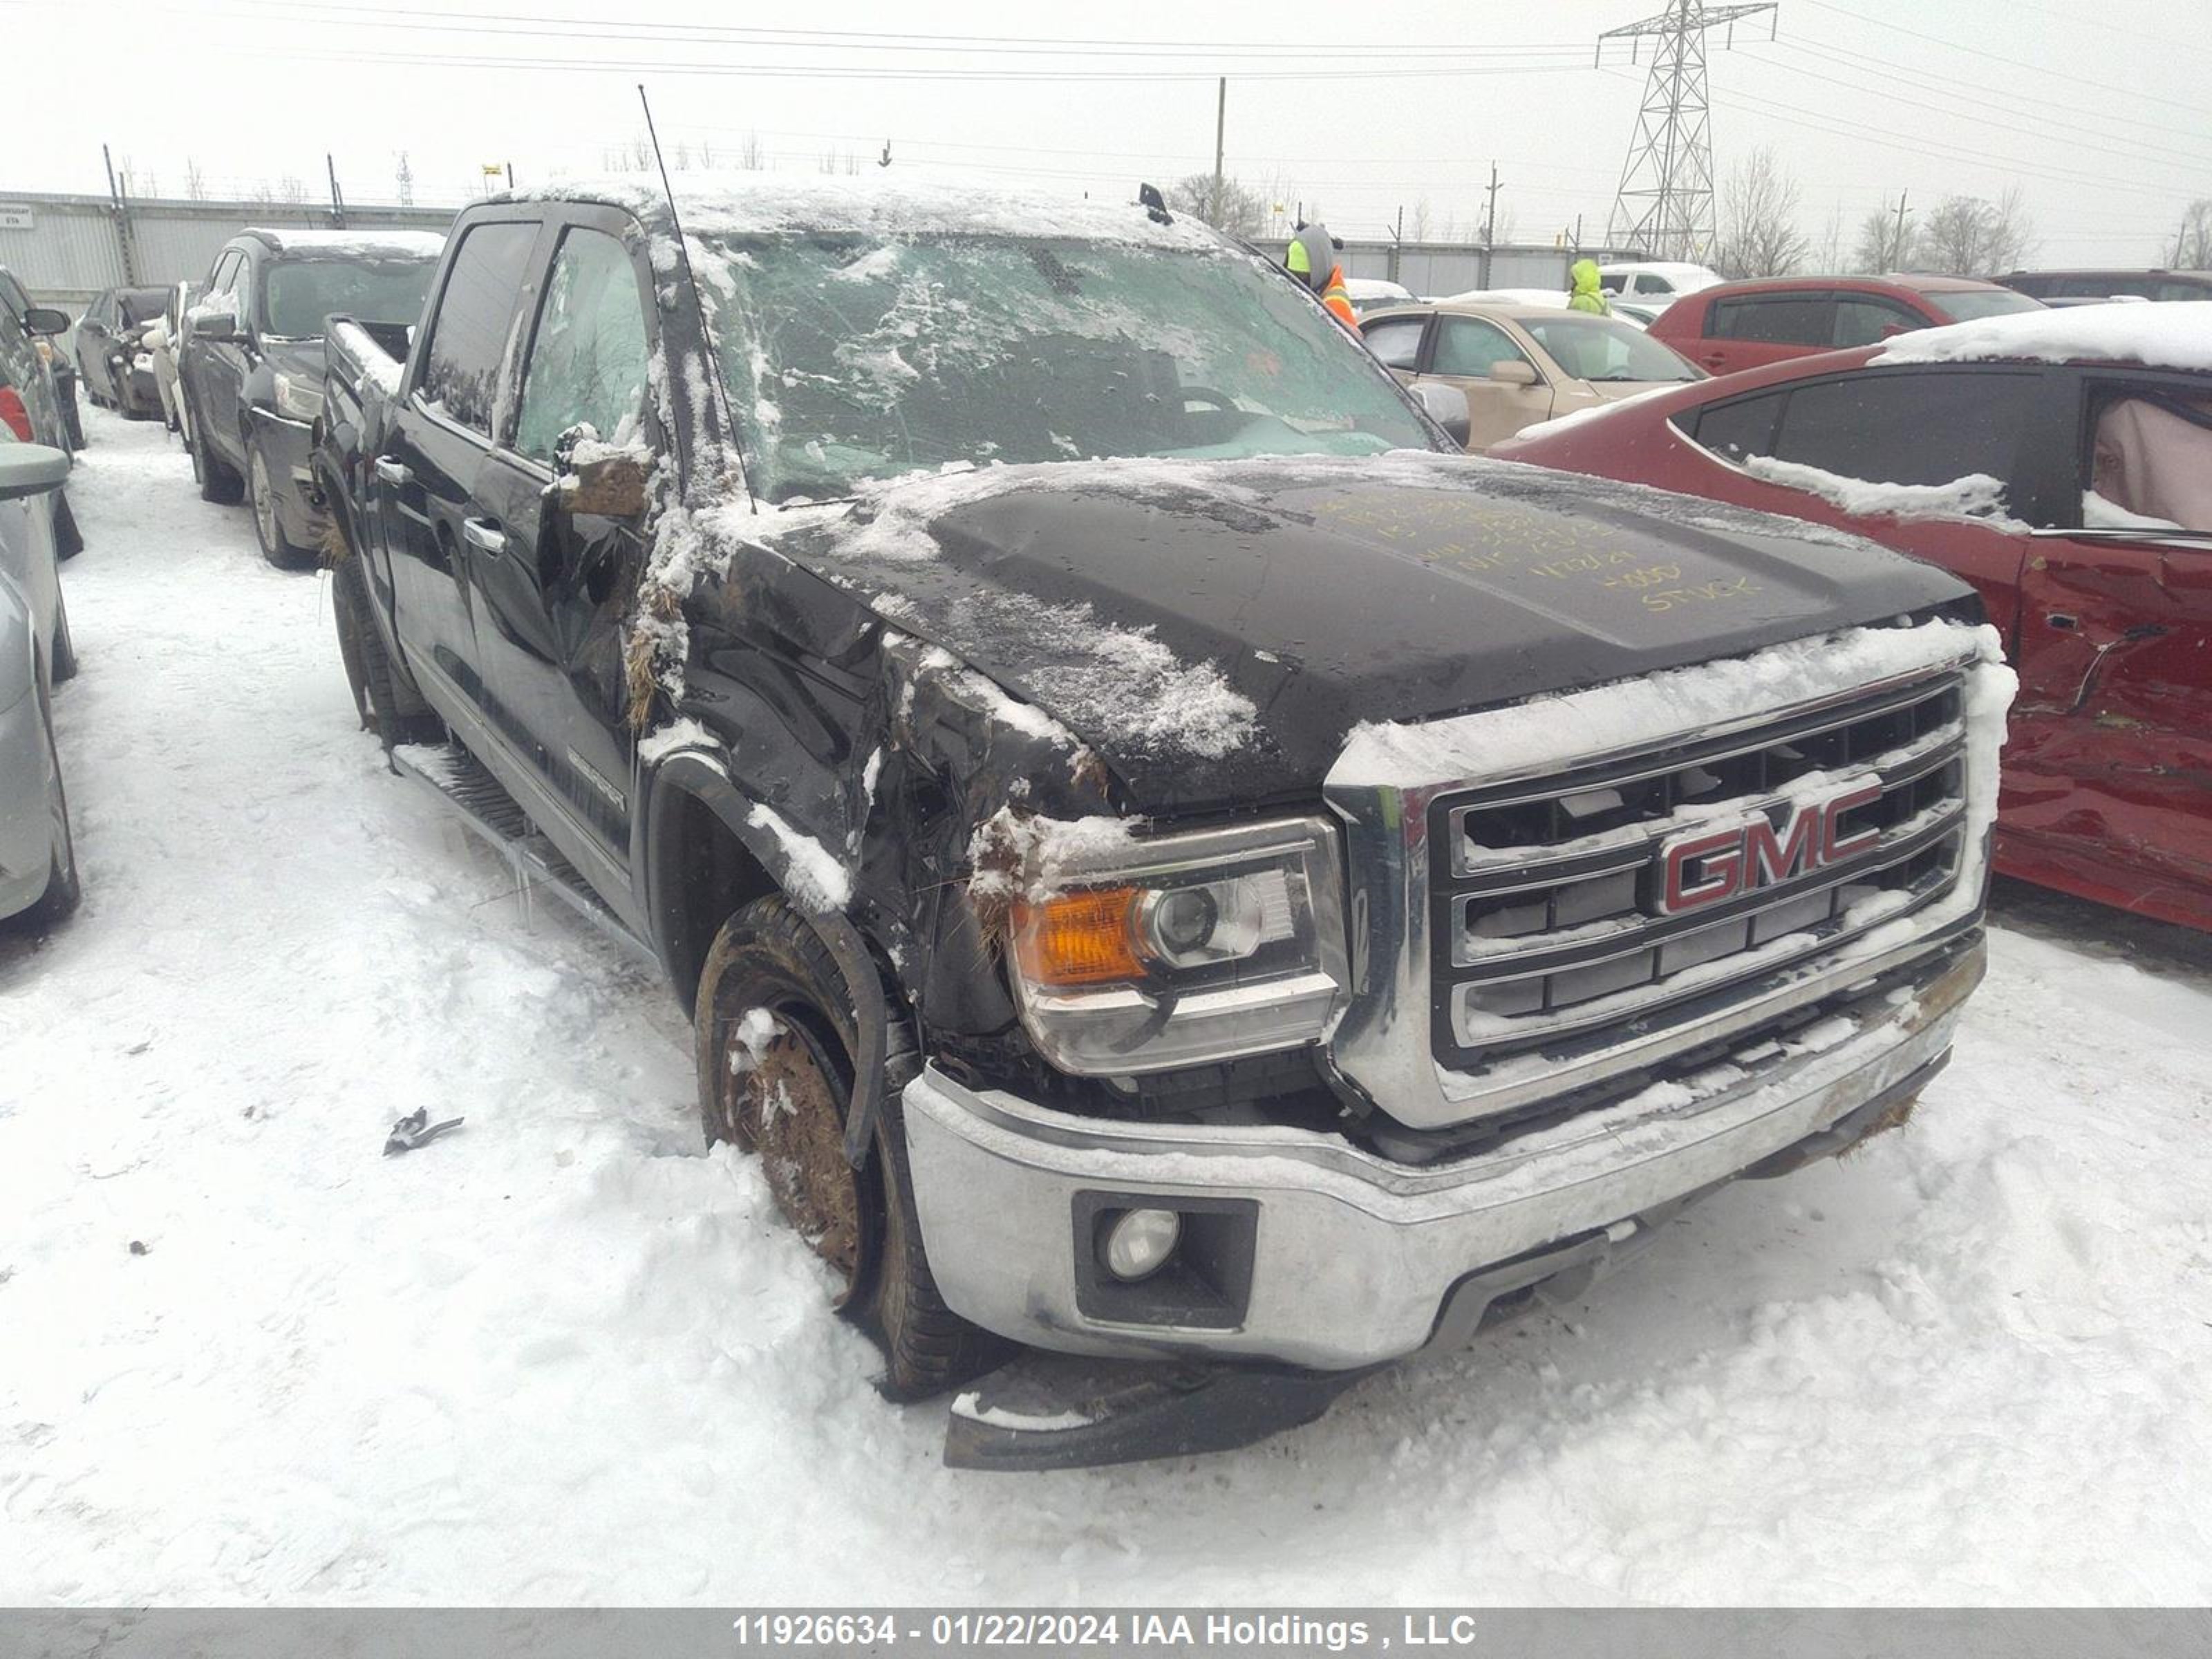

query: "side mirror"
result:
(22, 308), (68, 337)
(556, 449), (650, 518)
(1488, 359), (1541, 388)
(1408, 381), (1472, 449)
(0, 441), (72, 502)
(191, 311), (241, 343)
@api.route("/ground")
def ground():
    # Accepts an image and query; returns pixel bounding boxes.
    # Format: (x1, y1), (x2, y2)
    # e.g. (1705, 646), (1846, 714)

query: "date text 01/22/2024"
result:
(727, 1613), (1488, 1649)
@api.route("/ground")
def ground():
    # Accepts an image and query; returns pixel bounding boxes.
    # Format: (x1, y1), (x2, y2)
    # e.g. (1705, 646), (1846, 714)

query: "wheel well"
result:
(653, 785), (777, 1011)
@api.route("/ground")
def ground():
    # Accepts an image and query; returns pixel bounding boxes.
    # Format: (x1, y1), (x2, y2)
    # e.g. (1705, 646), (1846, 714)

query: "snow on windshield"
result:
(1873, 299), (2212, 371)
(685, 232), (1430, 500)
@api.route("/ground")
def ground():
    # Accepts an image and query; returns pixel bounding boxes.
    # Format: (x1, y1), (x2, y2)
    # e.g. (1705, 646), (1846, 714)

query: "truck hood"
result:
(752, 451), (1972, 813)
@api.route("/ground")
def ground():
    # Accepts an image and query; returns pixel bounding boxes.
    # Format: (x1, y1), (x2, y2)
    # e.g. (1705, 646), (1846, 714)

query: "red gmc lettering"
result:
(1658, 778), (1886, 915)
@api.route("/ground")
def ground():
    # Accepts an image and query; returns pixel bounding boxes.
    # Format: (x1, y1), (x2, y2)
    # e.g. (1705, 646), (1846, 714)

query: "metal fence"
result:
(0, 187), (1649, 312)
(0, 190), (458, 307)
(1259, 238), (1649, 299)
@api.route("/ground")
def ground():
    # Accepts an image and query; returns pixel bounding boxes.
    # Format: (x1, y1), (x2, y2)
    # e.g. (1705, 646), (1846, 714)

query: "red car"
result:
(1649, 274), (2044, 378)
(1491, 307), (2212, 930)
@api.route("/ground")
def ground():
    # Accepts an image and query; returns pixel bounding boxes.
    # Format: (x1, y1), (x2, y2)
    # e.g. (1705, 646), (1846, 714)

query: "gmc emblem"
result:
(1656, 778), (1885, 916)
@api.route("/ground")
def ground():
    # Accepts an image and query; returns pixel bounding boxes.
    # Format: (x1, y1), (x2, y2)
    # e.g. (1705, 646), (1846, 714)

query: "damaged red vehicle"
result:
(1493, 305), (2212, 930)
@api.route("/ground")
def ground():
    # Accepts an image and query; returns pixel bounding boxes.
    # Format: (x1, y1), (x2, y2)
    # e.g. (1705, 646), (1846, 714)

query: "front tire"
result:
(695, 895), (1000, 1399)
(13, 668), (81, 930)
(188, 395), (243, 505)
(250, 442), (311, 568)
(331, 547), (440, 749)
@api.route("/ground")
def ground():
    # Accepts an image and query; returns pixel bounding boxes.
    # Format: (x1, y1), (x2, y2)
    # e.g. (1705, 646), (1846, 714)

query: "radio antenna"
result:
(638, 82), (756, 514)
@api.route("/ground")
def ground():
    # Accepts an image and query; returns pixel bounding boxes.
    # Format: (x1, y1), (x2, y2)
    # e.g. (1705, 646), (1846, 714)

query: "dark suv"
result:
(73, 285), (168, 419)
(1998, 268), (2212, 304)
(178, 227), (443, 567)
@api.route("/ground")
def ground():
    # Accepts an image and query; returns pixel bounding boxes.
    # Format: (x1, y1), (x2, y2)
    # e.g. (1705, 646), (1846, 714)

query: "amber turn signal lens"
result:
(1011, 888), (1144, 988)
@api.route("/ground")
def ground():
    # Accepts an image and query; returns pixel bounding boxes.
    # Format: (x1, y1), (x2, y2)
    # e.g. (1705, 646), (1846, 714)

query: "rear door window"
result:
(417, 221), (539, 440)
(1360, 314), (1427, 371)
(1709, 294), (1833, 346)
(1830, 296), (1924, 348)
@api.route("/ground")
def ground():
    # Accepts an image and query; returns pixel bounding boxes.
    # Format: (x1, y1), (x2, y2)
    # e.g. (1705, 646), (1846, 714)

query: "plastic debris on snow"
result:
(1871, 299), (2212, 373)
(1740, 455), (2030, 532)
(383, 1108), (465, 1157)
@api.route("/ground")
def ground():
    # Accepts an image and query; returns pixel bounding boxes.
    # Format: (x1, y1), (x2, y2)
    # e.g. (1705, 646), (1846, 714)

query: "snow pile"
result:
(245, 227), (447, 259)
(1872, 299), (2212, 372)
(1436, 288), (1571, 310)
(1741, 455), (2029, 531)
(636, 715), (717, 764)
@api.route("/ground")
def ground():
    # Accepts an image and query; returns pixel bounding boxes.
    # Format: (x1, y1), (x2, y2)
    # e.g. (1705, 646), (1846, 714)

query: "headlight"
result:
(273, 372), (324, 422)
(1000, 815), (1349, 1076)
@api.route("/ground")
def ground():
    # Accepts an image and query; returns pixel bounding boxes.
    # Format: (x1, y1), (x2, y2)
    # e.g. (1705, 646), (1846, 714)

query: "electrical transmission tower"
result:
(1599, 1), (1777, 261)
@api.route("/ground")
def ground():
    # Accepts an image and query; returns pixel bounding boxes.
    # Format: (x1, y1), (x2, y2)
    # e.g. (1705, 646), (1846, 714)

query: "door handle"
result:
(375, 457), (412, 487)
(462, 517), (507, 555)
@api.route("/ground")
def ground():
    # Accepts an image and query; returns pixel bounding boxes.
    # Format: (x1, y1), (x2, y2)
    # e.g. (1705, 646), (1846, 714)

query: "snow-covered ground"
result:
(5, 408), (2211, 1605)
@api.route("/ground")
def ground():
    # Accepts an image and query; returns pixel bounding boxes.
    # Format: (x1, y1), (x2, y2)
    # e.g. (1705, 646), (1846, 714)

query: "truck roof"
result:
(240, 227), (447, 259)
(491, 169), (1226, 250)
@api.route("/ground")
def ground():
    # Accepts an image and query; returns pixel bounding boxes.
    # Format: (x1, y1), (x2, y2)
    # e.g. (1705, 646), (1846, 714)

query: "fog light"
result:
(1103, 1208), (1181, 1282)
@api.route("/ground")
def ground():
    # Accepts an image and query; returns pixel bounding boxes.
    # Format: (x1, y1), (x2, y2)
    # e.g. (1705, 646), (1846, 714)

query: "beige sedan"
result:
(1358, 301), (1705, 452)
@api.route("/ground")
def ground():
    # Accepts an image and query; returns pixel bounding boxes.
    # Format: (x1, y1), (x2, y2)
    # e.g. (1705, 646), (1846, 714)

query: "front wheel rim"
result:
(252, 454), (276, 547)
(722, 1009), (864, 1305)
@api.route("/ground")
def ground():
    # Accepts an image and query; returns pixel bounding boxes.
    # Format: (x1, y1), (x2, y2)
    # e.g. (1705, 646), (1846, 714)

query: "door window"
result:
(1830, 297), (1924, 348)
(1709, 294), (1832, 345)
(2084, 382), (2212, 533)
(1430, 315), (1532, 379)
(516, 229), (652, 464)
(418, 221), (538, 440)
(1359, 314), (1426, 370)
(1767, 371), (2042, 493)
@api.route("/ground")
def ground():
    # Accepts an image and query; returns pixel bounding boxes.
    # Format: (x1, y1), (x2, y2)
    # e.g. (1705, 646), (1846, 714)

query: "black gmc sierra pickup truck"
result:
(313, 174), (2011, 1468)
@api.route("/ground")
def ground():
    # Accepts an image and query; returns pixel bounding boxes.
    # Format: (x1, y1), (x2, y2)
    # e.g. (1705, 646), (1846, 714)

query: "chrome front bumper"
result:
(905, 935), (1983, 1371)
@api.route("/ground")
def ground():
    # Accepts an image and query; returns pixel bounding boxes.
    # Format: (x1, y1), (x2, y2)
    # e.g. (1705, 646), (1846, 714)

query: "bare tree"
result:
(1712, 147), (1810, 278)
(1409, 198), (1432, 240)
(394, 151), (415, 207)
(1916, 189), (2036, 274)
(185, 158), (207, 200)
(279, 174), (307, 205)
(698, 137), (716, 169)
(2166, 198), (2212, 268)
(1854, 202), (1913, 272)
(1168, 171), (1276, 238)
(740, 131), (764, 170)
(1812, 200), (1846, 273)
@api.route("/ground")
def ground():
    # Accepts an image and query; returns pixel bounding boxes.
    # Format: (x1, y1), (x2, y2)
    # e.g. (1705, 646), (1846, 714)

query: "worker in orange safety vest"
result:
(1286, 221), (1358, 329)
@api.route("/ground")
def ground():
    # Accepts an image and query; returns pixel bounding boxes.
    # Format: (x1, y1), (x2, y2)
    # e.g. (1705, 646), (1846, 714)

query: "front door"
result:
(1418, 314), (1555, 449)
(469, 216), (657, 879)
(376, 217), (545, 718)
(2005, 373), (2212, 921)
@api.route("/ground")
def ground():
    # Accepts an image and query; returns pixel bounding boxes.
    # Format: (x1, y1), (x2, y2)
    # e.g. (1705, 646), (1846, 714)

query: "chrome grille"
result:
(1430, 671), (1968, 1060)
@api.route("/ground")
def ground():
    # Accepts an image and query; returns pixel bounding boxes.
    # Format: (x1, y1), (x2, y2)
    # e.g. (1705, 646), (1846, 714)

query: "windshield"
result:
(1927, 289), (2044, 324)
(261, 256), (438, 340)
(1520, 313), (1700, 382)
(696, 233), (1435, 503)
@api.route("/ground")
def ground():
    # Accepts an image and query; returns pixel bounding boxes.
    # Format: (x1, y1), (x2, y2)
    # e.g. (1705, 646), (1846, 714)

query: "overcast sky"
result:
(10, 0), (2205, 265)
